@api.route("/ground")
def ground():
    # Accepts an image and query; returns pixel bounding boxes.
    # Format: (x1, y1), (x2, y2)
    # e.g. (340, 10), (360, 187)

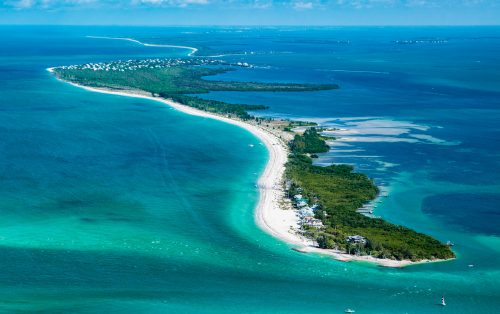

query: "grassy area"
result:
(286, 129), (455, 261)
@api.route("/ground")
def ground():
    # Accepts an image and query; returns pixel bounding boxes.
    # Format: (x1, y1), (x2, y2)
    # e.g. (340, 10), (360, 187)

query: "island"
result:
(52, 58), (337, 120)
(49, 57), (455, 267)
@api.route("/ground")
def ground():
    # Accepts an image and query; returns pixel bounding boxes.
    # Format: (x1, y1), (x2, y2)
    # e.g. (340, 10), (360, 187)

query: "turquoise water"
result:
(1, 26), (499, 313)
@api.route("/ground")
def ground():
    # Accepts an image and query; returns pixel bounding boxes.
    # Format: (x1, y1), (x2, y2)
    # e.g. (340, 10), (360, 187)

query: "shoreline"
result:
(47, 67), (448, 268)
(85, 36), (198, 56)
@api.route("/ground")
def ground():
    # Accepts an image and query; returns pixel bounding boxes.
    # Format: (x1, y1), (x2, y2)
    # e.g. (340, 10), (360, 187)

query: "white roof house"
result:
(302, 216), (324, 228)
(297, 201), (308, 208)
(299, 207), (314, 217)
(346, 235), (366, 244)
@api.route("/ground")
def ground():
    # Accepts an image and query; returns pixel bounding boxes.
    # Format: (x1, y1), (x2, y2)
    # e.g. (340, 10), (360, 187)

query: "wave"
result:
(86, 36), (198, 56)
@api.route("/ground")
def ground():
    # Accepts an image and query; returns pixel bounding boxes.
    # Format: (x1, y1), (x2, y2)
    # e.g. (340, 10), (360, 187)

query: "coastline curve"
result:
(86, 36), (199, 56)
(47, 67), (449, 268)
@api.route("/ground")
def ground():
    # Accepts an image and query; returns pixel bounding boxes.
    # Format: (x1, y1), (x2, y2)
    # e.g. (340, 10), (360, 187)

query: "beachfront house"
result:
(302, 216), (324, 228)
(298, 207), (314, 218)
(346, 235), (367, 245)
(296, 200), (308, 208)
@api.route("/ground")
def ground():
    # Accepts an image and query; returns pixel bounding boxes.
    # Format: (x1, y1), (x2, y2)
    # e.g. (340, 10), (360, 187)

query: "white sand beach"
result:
(86, 36), (199, 56)
(48, 67), (442, 268)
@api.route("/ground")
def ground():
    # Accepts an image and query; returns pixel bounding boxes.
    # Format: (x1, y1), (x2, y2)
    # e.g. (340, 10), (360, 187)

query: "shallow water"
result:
(0, 26), (499, 313)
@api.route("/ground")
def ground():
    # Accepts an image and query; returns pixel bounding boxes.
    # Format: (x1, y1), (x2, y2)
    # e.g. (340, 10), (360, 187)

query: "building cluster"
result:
(287, 182), (369, 251)
(292, 194), (324, 229)
(56, 58), (252, 73)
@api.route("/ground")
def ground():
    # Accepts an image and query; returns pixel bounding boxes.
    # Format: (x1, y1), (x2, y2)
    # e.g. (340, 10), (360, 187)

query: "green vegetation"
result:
(53, 61), (454, 261)
(287, 129), (455, 261)
(283, 120), (317, 132)
(290, 128), (330, 154)
(53, 65), (338, 119)
(166, 94), (266, 120)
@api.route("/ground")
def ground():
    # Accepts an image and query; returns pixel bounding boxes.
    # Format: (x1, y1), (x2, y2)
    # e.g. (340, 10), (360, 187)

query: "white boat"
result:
(345, 309), (355, 313)
(441, 295), (446, 306)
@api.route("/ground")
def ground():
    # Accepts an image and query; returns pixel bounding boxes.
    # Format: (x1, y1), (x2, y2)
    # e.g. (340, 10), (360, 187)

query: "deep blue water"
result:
(422, 193), (500, 236)
(1, 26), (499, 313)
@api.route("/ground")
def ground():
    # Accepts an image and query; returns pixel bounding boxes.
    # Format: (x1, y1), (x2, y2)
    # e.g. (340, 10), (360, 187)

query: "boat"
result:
(344, 309), (355, 313)
(441, 295), (446, 306)
(446, 241), (454, 246)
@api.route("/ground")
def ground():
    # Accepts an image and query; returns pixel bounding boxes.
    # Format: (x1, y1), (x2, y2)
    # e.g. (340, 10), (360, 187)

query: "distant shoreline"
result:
(48, 67), (450, 268)
(86, 36), (199, 56)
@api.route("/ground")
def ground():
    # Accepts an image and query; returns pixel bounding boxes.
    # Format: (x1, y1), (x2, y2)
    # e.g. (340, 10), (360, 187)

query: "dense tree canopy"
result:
(287, 130), (454, 261)
(54, 64), (337, 119)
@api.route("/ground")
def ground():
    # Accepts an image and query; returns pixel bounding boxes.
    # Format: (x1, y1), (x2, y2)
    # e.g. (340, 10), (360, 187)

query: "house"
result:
(296, 201), (308, 208)
(298, 207), (314, 218)
(302, 216), (324, 228)
(346, 235), (366, 245)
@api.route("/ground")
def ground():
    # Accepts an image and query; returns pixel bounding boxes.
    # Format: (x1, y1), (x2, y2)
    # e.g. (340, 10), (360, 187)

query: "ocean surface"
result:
(0, 26), (499, 313)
